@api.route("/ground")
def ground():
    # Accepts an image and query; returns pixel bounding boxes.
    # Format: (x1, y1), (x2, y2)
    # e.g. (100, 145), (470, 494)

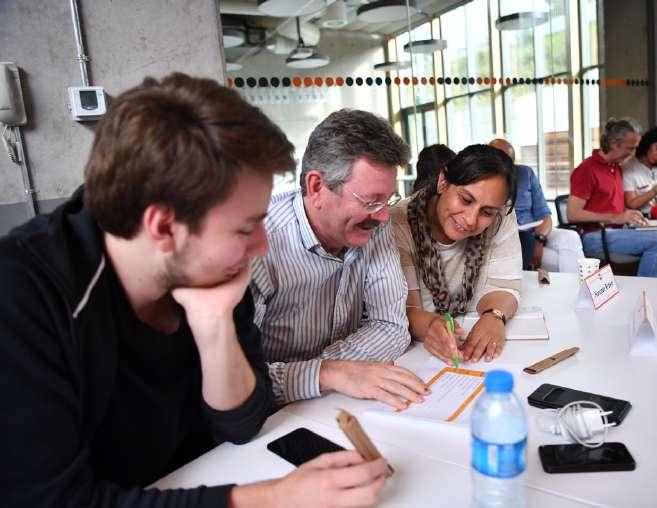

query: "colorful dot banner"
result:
(227, 75), (649, 89)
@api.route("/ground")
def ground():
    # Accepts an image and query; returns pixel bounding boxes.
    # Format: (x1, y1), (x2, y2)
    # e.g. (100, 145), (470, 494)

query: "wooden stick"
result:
(336, 409), (394, 476)
(523, 347), (580, 374)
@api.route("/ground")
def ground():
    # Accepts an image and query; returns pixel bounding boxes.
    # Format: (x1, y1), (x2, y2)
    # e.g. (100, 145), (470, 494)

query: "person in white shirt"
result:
(624, 127), (657, 216)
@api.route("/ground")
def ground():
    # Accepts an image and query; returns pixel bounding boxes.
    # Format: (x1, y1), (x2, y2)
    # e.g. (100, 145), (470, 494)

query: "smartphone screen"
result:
(527, 384), (631, 425)
(539, 442), (636, 473)
(267, 427), (345, 466)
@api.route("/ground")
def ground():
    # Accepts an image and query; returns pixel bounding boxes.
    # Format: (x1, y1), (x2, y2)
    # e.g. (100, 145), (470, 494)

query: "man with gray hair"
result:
(251, 109), (428, 408)
(568, 117), (657, 276)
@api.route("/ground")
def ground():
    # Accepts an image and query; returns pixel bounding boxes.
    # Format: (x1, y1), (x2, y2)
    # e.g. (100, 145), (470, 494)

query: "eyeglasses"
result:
(351, 191), (402, 214)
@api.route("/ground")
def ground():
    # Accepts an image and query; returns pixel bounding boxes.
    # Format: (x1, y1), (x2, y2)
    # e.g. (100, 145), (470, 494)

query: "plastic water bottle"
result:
(471, 370), (527, 508)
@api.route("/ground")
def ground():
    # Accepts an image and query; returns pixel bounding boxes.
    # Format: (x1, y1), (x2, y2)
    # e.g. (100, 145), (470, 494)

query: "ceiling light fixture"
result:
(373, 60), (411, 72)
(495, 11), (549, 30)
(226, 62), (243, 72)
(266, 35), (298, 55)
(285, 16), (330, 69)
(286, 53), (331, 68)
(276, 18), (320, 46)
(222, 27), (245, 48)
(257, 0), (326, 17)
(320, 0), (349, 29)
(288, 45), (315, 60)
(357, 0), (418, 23)
(403, 38), (447, 54)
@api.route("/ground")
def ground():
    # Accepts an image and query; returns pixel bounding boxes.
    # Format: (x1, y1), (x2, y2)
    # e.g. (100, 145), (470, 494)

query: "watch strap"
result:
(534, 233), (548, 245)
(481, 308), (507, 325)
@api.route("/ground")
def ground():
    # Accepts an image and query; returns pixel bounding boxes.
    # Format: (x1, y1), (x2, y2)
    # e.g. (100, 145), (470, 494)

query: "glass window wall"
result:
(221, 0), (607, 198)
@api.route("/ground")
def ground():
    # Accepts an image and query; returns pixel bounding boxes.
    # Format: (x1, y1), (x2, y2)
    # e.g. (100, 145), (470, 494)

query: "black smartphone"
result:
(539, 442), (636, 473)
(527, 384), (631, 425)
(267, 427), (345, 466)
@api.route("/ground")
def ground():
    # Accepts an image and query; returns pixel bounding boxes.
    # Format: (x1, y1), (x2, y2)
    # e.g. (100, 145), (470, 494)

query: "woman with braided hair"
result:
(390, 144), (522, 365)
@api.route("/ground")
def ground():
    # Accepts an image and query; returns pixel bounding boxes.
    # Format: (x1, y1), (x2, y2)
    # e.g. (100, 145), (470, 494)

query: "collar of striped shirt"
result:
(293, 190), (320, 251)
(293, 189), (356, 260)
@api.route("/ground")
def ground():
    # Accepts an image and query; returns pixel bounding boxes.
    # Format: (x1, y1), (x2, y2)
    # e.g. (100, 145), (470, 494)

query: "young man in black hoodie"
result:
(0, 73), (390, 508)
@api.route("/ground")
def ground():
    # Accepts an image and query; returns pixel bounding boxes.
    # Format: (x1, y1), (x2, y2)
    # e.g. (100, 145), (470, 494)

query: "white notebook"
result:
(517, 219), (543, 231)
(635, 219), (657, 230)
(461, 306), (549, 340)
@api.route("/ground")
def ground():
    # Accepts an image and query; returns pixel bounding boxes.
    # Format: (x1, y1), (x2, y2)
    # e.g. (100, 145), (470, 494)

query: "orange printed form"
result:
(395, 367), (485, 423)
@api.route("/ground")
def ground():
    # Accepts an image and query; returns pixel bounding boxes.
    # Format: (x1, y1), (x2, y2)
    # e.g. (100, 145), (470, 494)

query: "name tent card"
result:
(575, 264), (619, 310)
(629, 290), (657, 356)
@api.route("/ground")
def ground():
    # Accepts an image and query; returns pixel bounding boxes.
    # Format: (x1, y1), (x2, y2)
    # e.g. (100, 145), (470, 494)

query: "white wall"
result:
(602, 0), (650, 128)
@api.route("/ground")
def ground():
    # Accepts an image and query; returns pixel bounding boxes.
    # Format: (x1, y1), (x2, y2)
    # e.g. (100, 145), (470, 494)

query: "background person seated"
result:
(568, 117), (657, 277)
(489, 138), (583, 273)
(624, 126), (657, 216)
(391, 144), (522, 366)
(412, 143), (456, 194)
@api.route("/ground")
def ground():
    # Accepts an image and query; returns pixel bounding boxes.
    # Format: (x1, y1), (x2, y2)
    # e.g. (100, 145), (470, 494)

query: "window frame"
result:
(386, 0), (600, 199)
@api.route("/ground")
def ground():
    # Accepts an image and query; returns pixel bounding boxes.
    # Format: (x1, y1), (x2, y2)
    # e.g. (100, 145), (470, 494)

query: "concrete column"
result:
(602, 0), (650, 128)
(0, 0), (224, 233)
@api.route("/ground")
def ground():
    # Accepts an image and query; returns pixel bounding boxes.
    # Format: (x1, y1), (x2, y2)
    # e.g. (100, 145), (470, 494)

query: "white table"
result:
(154, 272), (657, 507)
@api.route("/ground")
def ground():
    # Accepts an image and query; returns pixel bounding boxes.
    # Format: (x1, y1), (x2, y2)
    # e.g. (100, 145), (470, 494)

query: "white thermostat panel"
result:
(68, 86), (107, 121)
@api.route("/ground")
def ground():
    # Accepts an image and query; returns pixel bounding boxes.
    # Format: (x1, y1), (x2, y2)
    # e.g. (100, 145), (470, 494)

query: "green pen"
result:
(443, 312), (460, 368)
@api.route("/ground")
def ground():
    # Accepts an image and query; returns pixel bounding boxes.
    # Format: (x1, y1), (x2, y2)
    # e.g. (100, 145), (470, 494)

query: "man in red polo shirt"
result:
(567, 117), (657, 277)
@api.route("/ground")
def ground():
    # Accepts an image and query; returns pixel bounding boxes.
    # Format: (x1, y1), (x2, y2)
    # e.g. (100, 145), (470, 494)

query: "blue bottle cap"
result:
(484, 370), (513, 392)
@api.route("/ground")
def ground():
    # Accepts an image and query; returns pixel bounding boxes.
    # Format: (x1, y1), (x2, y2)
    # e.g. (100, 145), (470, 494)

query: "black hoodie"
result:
(0, 189), (273, 507)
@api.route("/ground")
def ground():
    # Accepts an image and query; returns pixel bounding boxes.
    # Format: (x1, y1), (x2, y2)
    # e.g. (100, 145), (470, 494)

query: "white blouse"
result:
(390, 197), (522, 314)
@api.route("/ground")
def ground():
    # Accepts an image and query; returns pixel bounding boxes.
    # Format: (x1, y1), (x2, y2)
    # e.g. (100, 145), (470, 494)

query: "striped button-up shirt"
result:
(250, 190), (410, 405)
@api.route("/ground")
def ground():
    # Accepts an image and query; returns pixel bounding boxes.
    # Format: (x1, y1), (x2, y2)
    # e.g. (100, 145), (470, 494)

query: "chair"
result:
(554, 194), (640, 276)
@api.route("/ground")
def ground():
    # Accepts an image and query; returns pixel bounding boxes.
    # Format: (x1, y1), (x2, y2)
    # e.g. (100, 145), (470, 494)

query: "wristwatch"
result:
(534, 233), (548, 246)
(481, 308), (507, 325)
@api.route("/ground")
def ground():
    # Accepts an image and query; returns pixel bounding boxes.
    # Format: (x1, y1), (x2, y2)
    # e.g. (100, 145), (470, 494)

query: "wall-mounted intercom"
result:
(0, 62), (27, 126)
(67, 86), (107, 121)
(0, 62), (27, 164)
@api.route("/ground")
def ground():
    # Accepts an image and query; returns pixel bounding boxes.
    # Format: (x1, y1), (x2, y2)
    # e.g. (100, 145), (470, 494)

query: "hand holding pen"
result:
(444, 312), (460, 368)
(423, 311), (464, 366)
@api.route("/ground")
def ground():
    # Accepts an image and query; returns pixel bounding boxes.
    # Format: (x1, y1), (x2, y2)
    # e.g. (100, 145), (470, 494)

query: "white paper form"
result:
(366, 358), (524, 426)
(398, 368), (484, 422)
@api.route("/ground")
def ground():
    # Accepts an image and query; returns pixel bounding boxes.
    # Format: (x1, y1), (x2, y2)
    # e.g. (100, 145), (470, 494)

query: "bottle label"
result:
(472, 435), (527, 478)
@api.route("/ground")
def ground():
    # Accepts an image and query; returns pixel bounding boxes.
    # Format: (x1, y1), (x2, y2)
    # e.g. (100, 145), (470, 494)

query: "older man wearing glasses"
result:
(250, 109), (427, 410)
